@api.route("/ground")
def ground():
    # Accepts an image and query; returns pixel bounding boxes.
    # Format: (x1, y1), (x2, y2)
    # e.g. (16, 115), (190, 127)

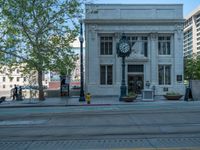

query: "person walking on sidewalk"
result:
(18, 86), (23, 101)
(12, 85), (18, 101)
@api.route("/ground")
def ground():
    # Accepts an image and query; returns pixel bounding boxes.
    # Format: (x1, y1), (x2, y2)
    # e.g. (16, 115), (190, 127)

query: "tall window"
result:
(127, 36), (148, 57)
(10, 77), (13, 82)
(158, 36), (171, 55)
(17, 77), (20, 82)
(100, 36), (113, 55)
(100, 65), (113, 85)
(3, 77), (6, 82)
(141, 37), (148, 57)
(158, 65), (171, 85)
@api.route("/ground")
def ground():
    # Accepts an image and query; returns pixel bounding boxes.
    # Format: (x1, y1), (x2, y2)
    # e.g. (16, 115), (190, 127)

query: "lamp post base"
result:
(79, 96), (85, 102)
(119, 97), (125, 101)
(119, 85), (127, 101)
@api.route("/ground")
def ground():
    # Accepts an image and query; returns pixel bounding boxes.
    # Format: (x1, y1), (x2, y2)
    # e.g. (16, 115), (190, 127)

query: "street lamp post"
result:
(117, 34), (132, 101)
(120, 56), (126, 100)
(79, 18), (85, 102)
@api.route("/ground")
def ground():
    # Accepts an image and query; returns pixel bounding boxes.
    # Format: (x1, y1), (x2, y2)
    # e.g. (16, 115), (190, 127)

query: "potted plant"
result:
(123, 92), (137, 102)
(164, 92), (183, 100)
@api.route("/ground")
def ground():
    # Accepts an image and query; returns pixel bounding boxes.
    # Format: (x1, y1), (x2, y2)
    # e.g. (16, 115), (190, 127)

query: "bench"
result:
(0, 97), (6, 104)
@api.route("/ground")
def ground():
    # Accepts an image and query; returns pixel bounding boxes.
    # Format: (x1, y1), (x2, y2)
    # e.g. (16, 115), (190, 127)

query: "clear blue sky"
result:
(93, 0), (200, 17)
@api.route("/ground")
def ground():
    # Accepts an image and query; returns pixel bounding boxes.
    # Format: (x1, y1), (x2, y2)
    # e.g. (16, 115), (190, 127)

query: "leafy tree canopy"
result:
(0, 0), (86, 100)
(184, 55), (200, 80)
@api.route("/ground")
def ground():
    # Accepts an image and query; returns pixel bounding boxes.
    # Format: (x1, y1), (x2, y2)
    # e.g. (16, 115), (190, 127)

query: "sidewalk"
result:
(0, 95), (193, 108)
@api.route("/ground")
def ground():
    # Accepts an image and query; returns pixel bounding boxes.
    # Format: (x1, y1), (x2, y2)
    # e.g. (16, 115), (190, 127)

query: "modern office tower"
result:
(184, 6), (200, 58)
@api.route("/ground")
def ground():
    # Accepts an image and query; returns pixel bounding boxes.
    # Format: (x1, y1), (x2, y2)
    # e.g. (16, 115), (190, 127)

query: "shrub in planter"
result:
(123, 92), (137, 102)
(164, 92), (183, 100)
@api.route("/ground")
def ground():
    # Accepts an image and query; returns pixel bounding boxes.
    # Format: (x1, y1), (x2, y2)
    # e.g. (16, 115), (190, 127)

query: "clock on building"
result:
(117, 35), (131, 57)
(119, 42), (130, 53)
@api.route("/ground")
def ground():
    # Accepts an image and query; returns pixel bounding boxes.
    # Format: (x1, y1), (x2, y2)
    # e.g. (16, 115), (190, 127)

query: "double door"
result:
(128, 74), (144, 94)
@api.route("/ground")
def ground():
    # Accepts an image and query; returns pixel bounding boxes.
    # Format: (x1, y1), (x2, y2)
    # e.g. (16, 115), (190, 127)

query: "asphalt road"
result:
(1, 102), (200, 149)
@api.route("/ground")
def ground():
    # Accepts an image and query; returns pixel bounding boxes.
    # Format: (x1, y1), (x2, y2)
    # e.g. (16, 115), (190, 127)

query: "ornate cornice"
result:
(84, 19), (185, 25)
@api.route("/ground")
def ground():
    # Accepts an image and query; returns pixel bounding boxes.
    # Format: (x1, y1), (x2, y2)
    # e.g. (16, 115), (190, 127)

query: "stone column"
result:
(173, 24), (184, 94)
(149, 33), (158, 86)
(174, 25), (184, 82)
(115, 33), (122, 87)
(87, 25), (98, 93)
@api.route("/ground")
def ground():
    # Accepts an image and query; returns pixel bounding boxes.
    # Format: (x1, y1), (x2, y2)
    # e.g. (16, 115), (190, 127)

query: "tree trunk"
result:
(38, 70), (45, 100)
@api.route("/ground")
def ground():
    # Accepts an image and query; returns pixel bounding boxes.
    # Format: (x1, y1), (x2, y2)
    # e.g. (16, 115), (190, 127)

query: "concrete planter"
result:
(122, 96), (137, 102)
(164, 95), (183, 100)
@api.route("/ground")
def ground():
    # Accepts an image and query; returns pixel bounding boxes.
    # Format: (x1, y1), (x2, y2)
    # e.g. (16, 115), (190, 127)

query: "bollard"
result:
(86, 93), (91, 104)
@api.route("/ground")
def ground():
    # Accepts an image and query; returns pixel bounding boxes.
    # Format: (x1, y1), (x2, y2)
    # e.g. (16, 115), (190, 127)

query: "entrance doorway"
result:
(128, 75), (144, 94)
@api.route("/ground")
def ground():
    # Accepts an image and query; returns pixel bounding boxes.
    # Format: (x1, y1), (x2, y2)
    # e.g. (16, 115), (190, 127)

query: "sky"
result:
(93, 0), (200, 17)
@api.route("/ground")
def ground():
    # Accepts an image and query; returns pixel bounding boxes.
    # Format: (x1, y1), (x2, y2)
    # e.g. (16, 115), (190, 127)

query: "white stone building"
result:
(0, 67), (29, 91)
(0, 66), (49, 97)
(184, 5), (200, 58)
(85, 4), (185, 97)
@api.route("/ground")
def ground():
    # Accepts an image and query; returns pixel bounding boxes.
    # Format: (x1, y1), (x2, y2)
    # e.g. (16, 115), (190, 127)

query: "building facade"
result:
(184, 6), (200, 58)
(0, 67), (29, 91)
(85, 4), (185, 96)
(0, 66), (49, 98)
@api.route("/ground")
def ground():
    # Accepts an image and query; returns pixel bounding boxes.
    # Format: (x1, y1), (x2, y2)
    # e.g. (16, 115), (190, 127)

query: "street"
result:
(1, 102), (200, 149)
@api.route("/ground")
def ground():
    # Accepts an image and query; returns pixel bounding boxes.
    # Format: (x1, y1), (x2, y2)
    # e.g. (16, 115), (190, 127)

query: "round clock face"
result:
(119, 42), (130, 53)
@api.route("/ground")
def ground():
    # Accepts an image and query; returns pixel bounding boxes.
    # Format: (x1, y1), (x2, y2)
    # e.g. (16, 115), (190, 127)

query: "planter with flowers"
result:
(164, 92), (183, 100)
(122, 92), (137, 102)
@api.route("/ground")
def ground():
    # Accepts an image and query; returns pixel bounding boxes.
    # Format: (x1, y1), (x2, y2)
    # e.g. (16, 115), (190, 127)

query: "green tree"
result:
(0, 0), (85, 100)
(184, 55), (200, 80)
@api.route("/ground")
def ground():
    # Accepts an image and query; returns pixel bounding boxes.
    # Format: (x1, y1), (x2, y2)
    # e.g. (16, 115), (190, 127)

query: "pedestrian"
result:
(18, 86), (22, 101)
(136, 80), (142, 94)
(12, 84), (18, 101)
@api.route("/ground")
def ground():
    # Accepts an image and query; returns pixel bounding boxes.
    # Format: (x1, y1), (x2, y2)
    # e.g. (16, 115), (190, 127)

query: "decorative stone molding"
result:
(89, 25), (97, 40)
(89, 25), (97, 31)
(175, 24), (183, 41)
(114, 32), (121, 38)
(149, 33), (157, 41)
(175, 24), (183, 33)
(86, 5), (99, 14)
(114, 32), (122, 42)
(126, 57), (148, 62)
